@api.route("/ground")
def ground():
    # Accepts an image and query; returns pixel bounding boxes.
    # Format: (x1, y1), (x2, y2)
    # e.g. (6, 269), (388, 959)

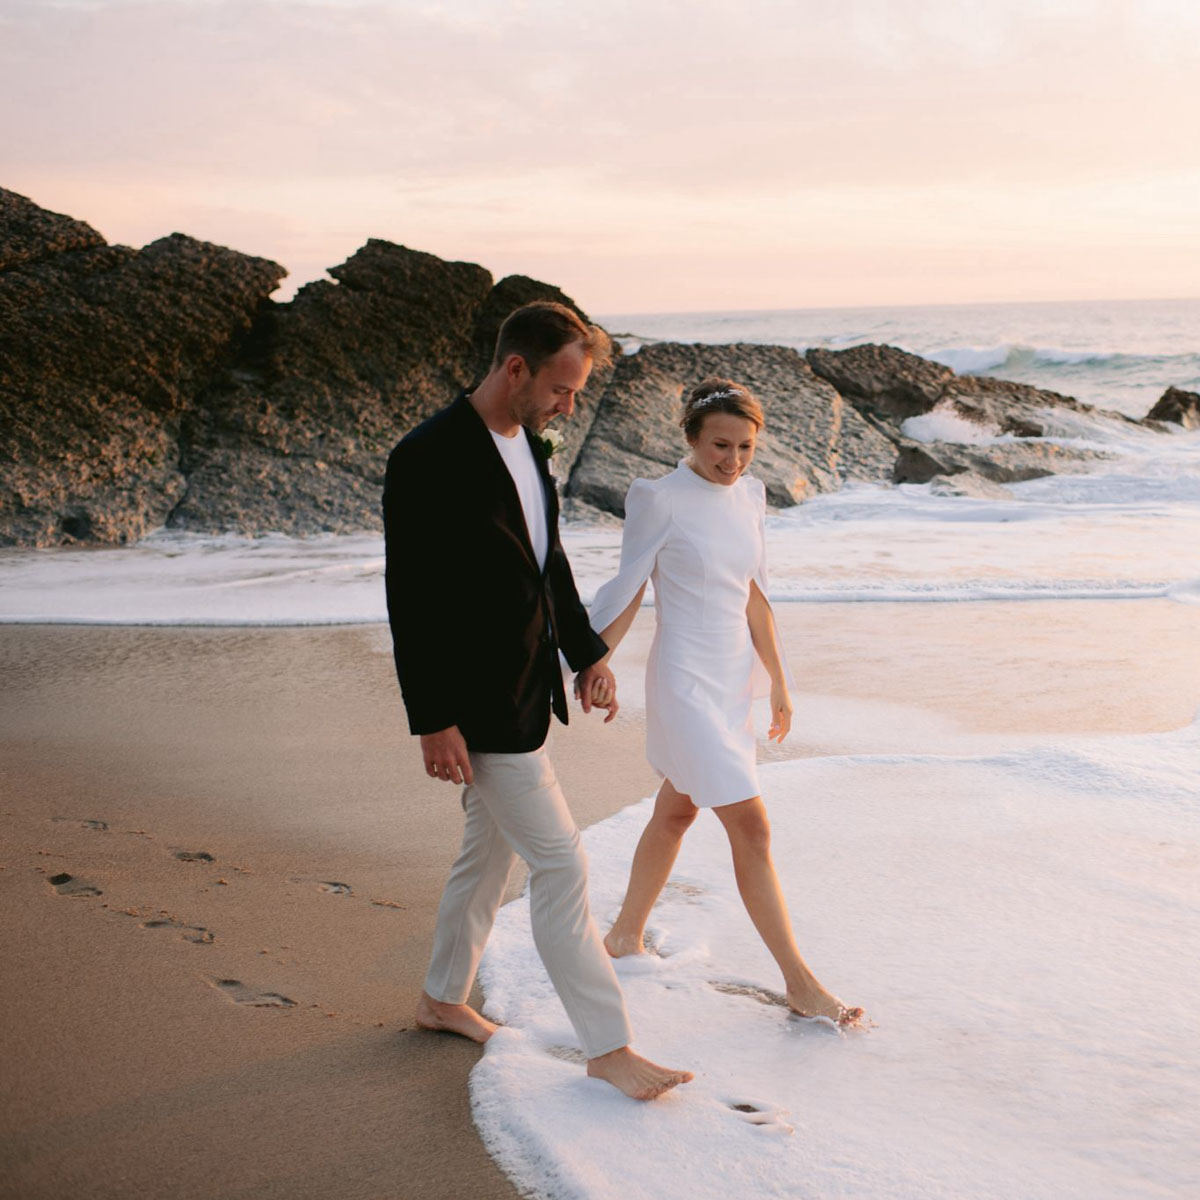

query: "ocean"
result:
(599, 296), (1200, 419)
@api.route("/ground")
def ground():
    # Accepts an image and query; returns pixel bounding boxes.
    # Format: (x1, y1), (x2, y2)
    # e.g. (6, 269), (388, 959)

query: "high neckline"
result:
(676, 458), (740, 493)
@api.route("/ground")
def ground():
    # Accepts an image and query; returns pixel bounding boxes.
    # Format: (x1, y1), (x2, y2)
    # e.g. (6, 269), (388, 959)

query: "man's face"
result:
(510, 341), (593, 433)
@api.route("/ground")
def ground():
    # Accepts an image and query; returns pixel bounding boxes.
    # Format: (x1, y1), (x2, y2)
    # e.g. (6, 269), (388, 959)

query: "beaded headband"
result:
(688, 388), (740, 410)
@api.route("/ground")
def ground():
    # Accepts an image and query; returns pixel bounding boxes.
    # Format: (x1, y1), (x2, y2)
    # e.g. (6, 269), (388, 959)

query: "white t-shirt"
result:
(490, 428), (549, 570)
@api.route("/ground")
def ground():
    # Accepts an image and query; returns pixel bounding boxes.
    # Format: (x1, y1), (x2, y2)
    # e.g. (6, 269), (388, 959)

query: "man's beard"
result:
(513, 390), (550, 432)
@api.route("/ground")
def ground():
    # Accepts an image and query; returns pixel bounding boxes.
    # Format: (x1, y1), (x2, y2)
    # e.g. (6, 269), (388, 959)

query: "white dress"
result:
(589, 461), (789, 809)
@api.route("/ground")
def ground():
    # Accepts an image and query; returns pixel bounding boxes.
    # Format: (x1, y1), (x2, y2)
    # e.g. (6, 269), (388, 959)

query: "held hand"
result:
(768, 683), (793, 744)
(575, 662), (619, 723)
(420, 726), (474, 786)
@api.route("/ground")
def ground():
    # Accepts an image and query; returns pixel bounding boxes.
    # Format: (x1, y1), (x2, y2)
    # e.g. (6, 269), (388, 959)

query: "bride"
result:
(586, 378), (863, 1027)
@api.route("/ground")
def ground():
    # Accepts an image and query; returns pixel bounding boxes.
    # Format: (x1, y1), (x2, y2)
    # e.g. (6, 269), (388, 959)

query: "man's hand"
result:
(574, 662), (619, 723)
(420, 726), (474, 785)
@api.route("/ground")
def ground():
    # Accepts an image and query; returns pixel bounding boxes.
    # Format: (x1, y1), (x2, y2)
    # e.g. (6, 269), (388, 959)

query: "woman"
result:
(586, 378), (862, 1028)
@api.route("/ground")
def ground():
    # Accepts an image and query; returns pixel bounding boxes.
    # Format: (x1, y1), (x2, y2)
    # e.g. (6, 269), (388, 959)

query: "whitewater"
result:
(2, 412), (1198, 621)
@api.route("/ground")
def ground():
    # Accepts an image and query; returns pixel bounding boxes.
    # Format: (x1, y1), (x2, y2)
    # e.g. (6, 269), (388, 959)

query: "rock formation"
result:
(0, 190), (600, 545)
(0, 189), (1183, 547)
(567, 342), (895, 513)
(1, 189), (285, 546)
(1146, 386), (1200, 430)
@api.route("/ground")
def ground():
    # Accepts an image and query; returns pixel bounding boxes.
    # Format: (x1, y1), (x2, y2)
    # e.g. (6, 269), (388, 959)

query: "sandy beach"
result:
(3, 600), (1199, 1199)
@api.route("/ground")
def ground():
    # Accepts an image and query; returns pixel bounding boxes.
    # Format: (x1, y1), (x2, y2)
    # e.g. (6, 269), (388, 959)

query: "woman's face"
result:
(687, 412), (759, 486)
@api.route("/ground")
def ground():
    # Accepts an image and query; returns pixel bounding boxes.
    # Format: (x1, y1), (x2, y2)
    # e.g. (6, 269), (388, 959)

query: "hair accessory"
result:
(690, 389), (739, 410)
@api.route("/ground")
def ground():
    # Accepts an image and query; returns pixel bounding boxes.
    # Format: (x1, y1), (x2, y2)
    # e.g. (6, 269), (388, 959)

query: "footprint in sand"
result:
(174, 850), (215, 863)
(710, 981), (857, 1032)
(664, 880), (704, 899)
(545, 1045), (588, 1065)
(708, 980), (788, 1007)
(206, 977), (296, 1008)
(724, 1098), (794, 1134)
(46, 872), (102, 898)
(143, 918), (214, 944)
(289, 877), (353, 895)
(51, 818), (109, 832)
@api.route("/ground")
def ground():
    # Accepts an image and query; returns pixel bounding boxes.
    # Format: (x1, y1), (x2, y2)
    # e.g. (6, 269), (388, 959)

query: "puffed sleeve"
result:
(588, 478), (673, 638)
(747, 477), (796, 698)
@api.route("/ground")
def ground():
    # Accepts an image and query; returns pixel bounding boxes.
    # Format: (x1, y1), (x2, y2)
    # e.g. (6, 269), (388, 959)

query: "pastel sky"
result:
(3, 0), (1199, 312)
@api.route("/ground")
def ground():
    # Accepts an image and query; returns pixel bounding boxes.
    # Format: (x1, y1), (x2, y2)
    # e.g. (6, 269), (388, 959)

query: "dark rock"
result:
(1146, 386), (1200, 430)
(0, 188), (285, 547)
(805, 343), (952, 420)
(893, 439), (1111, 485)
(2, 188), (1185, 548)
(169, 240), (493, 535)
(806, 341), (1141, 438)
(168, 249), (610, 535)
(0, 188), (104, 271)
(566, 342), (896, 515)
(927, 473), (1015, 500)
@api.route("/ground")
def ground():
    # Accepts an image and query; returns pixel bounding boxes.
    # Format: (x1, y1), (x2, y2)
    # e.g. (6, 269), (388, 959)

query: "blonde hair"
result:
(680, 377), (764, 440)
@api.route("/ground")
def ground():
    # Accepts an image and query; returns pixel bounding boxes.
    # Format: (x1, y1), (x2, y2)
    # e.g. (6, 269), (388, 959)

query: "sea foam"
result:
(470, 716), (1200, 1200)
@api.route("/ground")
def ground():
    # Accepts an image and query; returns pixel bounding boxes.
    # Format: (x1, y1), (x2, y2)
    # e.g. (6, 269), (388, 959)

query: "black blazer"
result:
(382, 392), (608, 753)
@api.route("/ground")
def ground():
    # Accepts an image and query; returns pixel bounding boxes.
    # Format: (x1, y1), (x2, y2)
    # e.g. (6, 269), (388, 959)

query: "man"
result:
(383, 301), (691, 1101)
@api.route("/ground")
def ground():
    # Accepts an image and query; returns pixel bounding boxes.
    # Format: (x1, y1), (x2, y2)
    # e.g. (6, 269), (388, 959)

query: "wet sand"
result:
(2, 600), (1198, 1198)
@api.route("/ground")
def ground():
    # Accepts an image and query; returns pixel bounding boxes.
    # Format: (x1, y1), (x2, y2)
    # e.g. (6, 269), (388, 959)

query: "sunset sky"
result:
(3, 0), (1199, 312)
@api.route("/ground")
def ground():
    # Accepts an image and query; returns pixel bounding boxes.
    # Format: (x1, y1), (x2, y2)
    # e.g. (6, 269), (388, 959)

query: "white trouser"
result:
(423, 745), (633, 1059)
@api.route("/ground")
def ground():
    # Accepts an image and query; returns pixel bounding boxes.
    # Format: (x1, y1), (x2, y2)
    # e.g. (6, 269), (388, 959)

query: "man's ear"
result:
(503, 353), (528, 384)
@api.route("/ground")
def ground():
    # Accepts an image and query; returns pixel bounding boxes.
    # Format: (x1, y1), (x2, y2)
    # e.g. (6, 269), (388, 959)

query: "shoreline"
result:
(3, 601), (1199, 1197)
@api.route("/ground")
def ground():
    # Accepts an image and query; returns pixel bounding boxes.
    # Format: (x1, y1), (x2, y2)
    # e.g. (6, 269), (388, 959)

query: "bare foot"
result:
(414, 992), (498, 1043)
(786, 984), (864, 1028)
(586, 1046), (693, 1100)
(603, 928), (645, 958)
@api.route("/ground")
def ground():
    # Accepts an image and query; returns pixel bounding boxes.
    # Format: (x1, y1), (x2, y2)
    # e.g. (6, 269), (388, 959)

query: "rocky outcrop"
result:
(0, 190), (600, 545)
(805, 342), (1131, 481)
(893, 439), (1110, 486)
(1146, 386), (1200, 430)
(566, 342), (897, 514)
(1, 189), (1187, 547)
(926, 473), (1015, 500)
(1, 188), (286, 546)
(805, 341), (1139, 439)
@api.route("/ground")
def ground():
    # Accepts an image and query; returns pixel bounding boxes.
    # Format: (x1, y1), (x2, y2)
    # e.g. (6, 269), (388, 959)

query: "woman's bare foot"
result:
(786, 982), (864, 1028)
(603, 928), (645, 957)
(414, 992), (499, 1043)
(586, 1046), (693, 1100)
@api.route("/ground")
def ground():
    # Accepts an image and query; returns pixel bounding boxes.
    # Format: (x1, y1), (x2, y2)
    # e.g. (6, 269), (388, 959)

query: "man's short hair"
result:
(492, 301), (612, 375)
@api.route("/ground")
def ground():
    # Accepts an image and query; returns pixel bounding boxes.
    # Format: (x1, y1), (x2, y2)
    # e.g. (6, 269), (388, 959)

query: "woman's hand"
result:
(574, 662), (619, 722)
(768, 682), (793, 743)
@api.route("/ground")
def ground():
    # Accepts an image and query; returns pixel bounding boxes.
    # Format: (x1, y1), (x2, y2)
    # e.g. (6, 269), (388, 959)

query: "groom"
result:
(383, 301), (691, 1101)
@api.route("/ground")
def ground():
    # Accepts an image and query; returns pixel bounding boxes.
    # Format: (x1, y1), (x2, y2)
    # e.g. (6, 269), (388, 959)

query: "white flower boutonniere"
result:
(536, 427), (564, 462)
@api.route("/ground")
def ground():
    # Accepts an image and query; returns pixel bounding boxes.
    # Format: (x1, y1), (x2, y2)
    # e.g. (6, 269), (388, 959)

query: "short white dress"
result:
(589, 461), (790, 809)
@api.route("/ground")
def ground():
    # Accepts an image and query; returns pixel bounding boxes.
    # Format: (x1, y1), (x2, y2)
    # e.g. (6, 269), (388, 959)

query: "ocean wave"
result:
(928, 342), (1200, 381)
(900, 403), (1001, 444)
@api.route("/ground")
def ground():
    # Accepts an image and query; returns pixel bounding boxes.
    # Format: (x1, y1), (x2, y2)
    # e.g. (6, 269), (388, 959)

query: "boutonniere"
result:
(536, 427), (564, 462)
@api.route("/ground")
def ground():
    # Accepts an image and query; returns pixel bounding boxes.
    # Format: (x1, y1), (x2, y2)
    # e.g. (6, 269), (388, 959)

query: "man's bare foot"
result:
(586, 1046), (693, 1100)
(785, 983), (864, 1028)
(603, 928), (645, 957)
(414, 992), (499, 1043)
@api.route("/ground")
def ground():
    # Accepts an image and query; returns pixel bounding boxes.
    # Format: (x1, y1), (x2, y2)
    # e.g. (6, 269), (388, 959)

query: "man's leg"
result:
(419, 782), (517, 1040)
(467, 747), (633, 1059)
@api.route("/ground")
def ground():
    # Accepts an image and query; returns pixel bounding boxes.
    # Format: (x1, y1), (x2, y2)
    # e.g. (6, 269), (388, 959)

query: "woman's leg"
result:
(713, 796), (861, 1023)
(604, 779), (699, 956)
